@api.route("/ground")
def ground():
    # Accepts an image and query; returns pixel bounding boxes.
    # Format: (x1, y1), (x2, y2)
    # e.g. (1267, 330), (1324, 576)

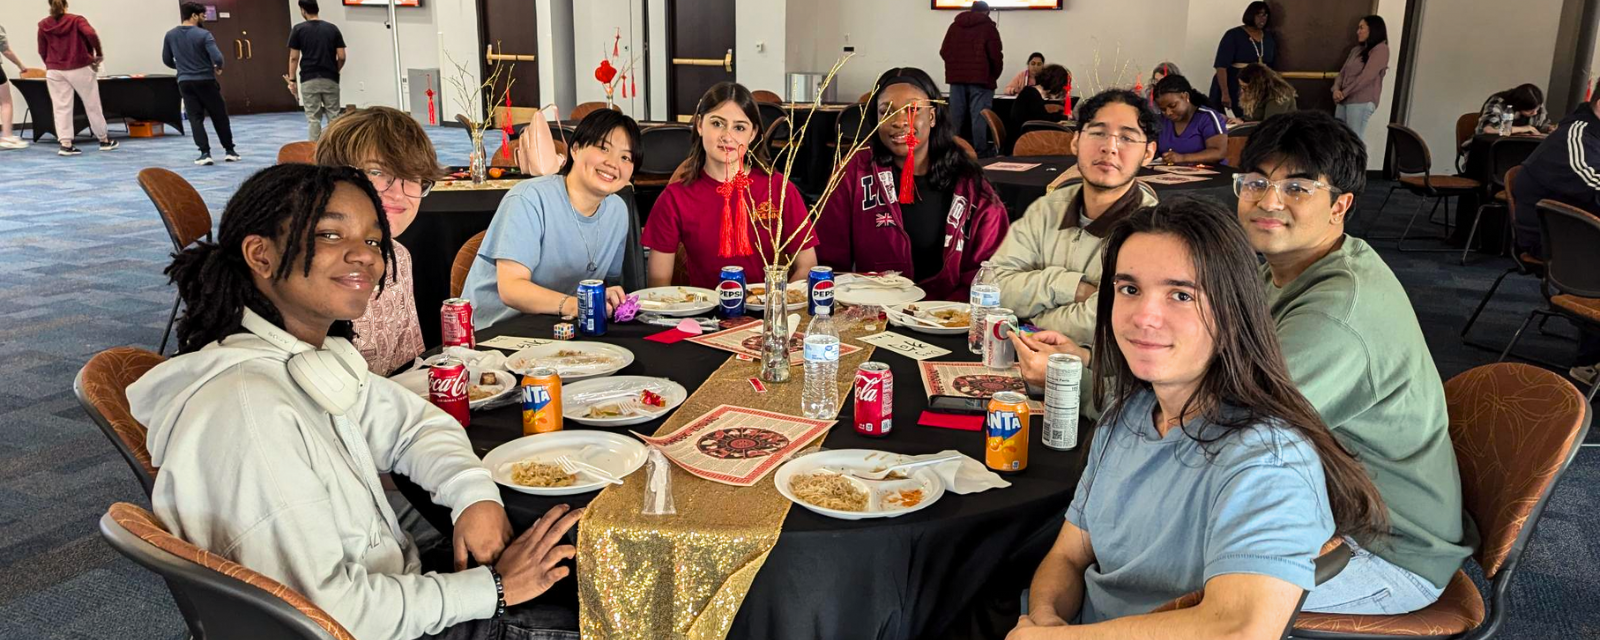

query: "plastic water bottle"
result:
(968, 261), (1001, 354)
(802, 306), (841, 419)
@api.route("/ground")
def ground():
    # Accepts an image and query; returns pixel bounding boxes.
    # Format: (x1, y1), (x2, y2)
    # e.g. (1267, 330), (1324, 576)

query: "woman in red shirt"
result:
(642, 82), (817, 288)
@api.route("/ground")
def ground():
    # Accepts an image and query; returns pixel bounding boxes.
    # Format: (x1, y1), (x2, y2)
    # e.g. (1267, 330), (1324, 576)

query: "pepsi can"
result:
(576, 279), (607, 336)
(717, 266), (747, 318)
(808, 266), (835, 316)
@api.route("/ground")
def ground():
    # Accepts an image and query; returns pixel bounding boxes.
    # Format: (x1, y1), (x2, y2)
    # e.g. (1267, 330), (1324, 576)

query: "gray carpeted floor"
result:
(0, 112), (1593, 638)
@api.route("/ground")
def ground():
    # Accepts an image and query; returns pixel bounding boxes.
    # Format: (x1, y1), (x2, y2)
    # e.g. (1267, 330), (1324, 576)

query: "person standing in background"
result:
(286, 0), (345, 141)
(163, 2), (238, 166)
(37, 0), (117, 156)
(0, 24), (40, 149)
(1002, 52), (1044, 96)
(940, 1), (1003, 157)
(1333, 15), (1389, 138)
(1210, 2), (1277, 118)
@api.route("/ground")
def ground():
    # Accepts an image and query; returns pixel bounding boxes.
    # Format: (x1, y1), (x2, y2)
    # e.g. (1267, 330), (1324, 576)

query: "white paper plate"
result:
(888, 301), (971, 336)
(746, 281), (808, 312)
(390, 365), (518, 410)
(633, 286), (717, 317)
(775, 449), (946, 520)
(561, 376), (688, 427)
(835, 282), (926, 307)
(504, 342), (635, 381)
(483, 430), (649, 496)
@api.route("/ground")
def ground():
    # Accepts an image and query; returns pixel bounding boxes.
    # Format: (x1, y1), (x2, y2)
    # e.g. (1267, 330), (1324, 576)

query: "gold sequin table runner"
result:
(576, 326), (876, 639)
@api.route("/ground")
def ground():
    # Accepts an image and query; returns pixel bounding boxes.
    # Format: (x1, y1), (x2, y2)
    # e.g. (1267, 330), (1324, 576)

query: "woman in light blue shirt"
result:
(462, 109), (640, 330)
(1008, 198), (1387, 637)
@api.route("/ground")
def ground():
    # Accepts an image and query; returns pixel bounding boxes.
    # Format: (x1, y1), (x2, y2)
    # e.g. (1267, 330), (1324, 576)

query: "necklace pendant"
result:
(587, 261), (597, 274)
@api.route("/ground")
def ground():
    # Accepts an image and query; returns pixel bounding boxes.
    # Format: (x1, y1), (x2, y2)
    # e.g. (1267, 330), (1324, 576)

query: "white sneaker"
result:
(1570, 365), (1597, 387)
(223, 152), (241, 162)
(0, 137), (27, 150)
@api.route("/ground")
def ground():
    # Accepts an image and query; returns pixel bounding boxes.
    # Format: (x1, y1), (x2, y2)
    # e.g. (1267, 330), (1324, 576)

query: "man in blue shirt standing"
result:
(162, 2), (236, 166)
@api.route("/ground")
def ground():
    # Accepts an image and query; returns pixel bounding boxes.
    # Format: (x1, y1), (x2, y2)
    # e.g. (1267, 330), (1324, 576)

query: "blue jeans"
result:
(1335, 102), (1378, 138)
(948, 83), (994, 157)
(1302, 537), (1445, 614)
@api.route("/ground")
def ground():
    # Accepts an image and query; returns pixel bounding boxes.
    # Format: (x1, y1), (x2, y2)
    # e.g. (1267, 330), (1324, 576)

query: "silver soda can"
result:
(982, 308), (1018, 370)
(1043, 353), (1083, 450)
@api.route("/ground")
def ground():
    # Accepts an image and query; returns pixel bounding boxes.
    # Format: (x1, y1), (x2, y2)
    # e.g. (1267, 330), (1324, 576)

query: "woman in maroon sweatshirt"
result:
(817, 67), (1009, 302)
(37, 0), (115, 155)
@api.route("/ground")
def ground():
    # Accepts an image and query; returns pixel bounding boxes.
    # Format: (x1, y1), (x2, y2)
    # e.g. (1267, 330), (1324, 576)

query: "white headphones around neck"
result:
(239, 308), (368, 416)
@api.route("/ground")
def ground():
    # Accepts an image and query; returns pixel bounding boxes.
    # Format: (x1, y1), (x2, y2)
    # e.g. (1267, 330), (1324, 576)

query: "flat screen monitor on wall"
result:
(344, 0), (423, 6)
(931, 0), (1063, 9)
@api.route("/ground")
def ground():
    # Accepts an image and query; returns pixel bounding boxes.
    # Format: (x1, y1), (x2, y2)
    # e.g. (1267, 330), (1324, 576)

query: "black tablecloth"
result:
(12, 75), (184, 142)
(981, 155), (1239, 220)
(393, 313), (1088, 639)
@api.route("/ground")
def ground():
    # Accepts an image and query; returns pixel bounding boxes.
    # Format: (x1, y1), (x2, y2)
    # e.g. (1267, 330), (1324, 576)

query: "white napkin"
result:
(912, 449), (1011, 494)
(836, 272), (915, 290)
(417, 347), (510, 371)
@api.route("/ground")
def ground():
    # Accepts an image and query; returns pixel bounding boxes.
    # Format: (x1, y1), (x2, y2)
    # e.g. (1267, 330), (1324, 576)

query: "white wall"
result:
(570, 0), (647, 118)
(1407, 0), (1565, 168)
(736, 0), (786, 97)
(0, 0), (173, 127)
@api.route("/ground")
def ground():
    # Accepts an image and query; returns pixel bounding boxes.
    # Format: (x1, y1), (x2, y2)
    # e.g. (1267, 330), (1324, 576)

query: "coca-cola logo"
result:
(430, 371), (468, 398)
(856, 377), (882, 402)
(811, 280), (834, 302)
(718, 281), (745, 304)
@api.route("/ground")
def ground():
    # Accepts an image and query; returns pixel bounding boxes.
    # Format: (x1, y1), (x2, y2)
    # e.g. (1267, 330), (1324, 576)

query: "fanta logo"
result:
(522, 385), (552, 411)
(987, 411), (1022, 439)
(812, 281), (835, 302)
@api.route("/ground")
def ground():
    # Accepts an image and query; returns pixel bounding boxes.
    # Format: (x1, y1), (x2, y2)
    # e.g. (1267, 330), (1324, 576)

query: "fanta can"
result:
(985, 391), (1030, 473)
(521, 367), (563, 435)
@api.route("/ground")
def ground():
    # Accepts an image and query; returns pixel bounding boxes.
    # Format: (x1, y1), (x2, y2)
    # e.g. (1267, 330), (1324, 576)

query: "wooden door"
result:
(238, 0), (296, 113)
(666, 0), (735, 122)
(197, 0), (252, 111)
(1267, 0), (1377, 114)
(479, 0), (540, 119)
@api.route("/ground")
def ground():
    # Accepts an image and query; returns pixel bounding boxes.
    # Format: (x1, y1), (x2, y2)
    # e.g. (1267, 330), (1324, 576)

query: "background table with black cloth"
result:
(12, 76), (184, 142)
(393, 313), (1091, 639)
(1455, 133), (1545, 250)
(981, 155), (1240, 220)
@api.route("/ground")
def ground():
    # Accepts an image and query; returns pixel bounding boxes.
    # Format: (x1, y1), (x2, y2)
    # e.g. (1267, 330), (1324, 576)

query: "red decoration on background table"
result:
(1063, 77), (1072, 116)
(644, 328), (696, 344)
(899, 105), (919, 204)
(918, 410), (984, 431)
(716, 148), (754, 257)
(425, 85), (436, 125)
(595, 59), (618, 85)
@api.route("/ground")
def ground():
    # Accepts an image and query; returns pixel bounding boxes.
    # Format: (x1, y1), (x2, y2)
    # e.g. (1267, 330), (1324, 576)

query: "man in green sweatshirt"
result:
(1233, 110), (1469, 614)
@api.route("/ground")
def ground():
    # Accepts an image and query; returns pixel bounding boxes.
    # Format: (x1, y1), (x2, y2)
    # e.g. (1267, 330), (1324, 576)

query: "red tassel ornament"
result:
(899, 105), (919, 205)
(716, 148), (754, 257)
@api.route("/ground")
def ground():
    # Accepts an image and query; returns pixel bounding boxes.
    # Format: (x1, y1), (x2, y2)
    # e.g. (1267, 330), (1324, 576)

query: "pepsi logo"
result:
(718, 281), (745, 303)
(811, 280), (835, 302)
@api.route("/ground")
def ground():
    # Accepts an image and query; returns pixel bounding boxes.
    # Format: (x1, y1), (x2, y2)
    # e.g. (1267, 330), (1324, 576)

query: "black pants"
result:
(178, 79), (234, 155)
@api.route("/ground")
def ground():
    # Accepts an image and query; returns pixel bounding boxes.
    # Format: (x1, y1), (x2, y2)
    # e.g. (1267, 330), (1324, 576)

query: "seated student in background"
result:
(991, 89), (1159, 345)
(1009, 64), (1071, 126)
(643, 82), (816, 288)
(1230, 63), (1297, 125)
(816, 67), (1010, 302)
(1011, 198), (1388, 638)
(1511, 90), (1600, 384)
(1474, 83), (1556, 137)
(1153, 74), (1228, 165)
(315, 106), (439, 375)
(462, 109), (638, 330)
(1002, 52), (1045, 96)
(1144, 62), (1180, 107)
(128, 164), (583, 640)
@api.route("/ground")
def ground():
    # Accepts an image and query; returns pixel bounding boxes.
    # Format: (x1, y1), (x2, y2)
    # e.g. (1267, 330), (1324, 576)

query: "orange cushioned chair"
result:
(101, 502), (356, 640)
(276, 140), (316, 164)
(1453, 112), (1480, 173)
(954, 136), (979, 160)
(138, 168), (214, 354)
(450, 231), (487, 299)
(980, 108), (1006, 154)
(569, 101), (615, 122)
(1012, 130), (1075, 157)
(74, 347), (164, 496)
(1152, 539), (1352, 639)
(1497, 201), (1600, 399)
(1375, 124), (1481, 253)
(1291, 362), (1590, 638)
(751, 89), (783, 104)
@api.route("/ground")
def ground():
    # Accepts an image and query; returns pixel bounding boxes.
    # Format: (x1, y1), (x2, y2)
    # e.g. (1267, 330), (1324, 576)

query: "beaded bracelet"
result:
(486, 565), (506, 619)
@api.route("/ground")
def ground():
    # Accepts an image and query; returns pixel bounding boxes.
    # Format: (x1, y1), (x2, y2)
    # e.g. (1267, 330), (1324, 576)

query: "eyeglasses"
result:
(1080, 129), (1148, 150)
(363, 167), (434, 198)
(1233, 173), (1341, 204)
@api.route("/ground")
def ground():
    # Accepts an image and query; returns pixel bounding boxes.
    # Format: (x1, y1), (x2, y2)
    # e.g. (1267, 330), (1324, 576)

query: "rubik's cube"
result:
(553, 323), (575, 340)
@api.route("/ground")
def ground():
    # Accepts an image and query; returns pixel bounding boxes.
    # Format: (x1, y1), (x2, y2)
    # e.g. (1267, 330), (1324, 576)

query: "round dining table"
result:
(394, 312), (1092, 639)
(980, 155), (1239, 220)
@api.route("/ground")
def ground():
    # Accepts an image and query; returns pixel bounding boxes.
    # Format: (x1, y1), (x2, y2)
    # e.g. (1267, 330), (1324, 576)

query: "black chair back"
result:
(1386, 124), (1434, 176)
(618, 185), (646, 291)
(1538, 200), (1600, 298)
(548, 123), (574, 148)
(1488, 137), (1541, 190)
(1018, 120), (1073, 136)
(836, 104), (868, 147)
(757, 102), (786, 134)
(638, 125), (693, 175)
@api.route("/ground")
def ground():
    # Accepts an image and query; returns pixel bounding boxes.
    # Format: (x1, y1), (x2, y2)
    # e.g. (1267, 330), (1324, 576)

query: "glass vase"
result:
(759, 266), (792, 384)
(469, 129), (488, 185)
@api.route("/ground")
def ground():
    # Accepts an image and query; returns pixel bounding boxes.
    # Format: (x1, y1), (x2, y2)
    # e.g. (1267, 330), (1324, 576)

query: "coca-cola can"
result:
(982, 309), (1018, 370)
(441, 298), (476, 349)
(429, 357), (471, 427)
(853, 361), (894, 437)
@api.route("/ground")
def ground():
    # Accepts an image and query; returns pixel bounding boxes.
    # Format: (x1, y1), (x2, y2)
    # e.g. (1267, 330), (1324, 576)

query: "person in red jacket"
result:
(816, 67), (1009, 302)
(37, 0), (115, 155)
(940, 1), (1003, 157)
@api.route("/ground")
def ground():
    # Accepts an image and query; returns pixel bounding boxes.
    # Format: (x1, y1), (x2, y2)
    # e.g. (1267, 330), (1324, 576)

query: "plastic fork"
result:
(843, 454), (962, 481)
(555, 455), (623, 485)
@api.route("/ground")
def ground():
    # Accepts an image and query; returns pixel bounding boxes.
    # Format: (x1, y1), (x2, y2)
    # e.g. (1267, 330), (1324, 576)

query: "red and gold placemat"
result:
(919, 361), (1044, 412)
(685, 321), (863, 366)
(576, 323), (876, 639)
(636, 405), (835, 486)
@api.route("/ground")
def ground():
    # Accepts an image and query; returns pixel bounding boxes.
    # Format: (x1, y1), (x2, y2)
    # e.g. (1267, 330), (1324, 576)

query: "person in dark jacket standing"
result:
(940, 1), (1003, 157)
(163, 3), (237, 166)
(37, 0), (116, 155)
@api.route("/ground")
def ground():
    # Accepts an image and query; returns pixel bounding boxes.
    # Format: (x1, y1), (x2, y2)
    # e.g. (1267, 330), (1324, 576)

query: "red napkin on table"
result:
(644, 328), (696, 344)
(918, 410), (984, 431)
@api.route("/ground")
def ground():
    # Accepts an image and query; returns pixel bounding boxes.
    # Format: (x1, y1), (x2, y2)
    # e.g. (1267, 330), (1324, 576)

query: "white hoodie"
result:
(129, 330), (504, 640)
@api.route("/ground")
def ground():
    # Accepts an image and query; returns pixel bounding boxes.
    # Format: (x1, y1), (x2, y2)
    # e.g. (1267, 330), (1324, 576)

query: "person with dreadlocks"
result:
(815, 67), (1009, 302)
(461, 108), (638, 331)
(642, 81), (816, 288)
(127, 164), (583, 640)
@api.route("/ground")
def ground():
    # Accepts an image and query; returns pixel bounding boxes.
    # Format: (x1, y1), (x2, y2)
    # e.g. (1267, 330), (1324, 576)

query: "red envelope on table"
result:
(645, 328), (695, 344)
(918, 410), (984, 431)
